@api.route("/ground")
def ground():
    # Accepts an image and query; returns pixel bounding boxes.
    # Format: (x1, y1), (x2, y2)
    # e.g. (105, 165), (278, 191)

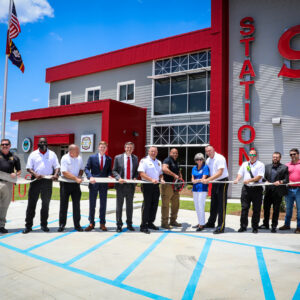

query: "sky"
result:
(0, 0), (211, 147)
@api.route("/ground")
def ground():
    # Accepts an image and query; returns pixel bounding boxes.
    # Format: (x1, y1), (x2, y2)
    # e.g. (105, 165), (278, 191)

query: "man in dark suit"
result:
(112, 142), (138, 232)
(259, 152), (289, 232)
(85, 141), (112, 231)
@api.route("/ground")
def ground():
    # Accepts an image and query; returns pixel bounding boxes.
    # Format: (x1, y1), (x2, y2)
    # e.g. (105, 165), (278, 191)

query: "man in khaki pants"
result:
(161, 148), (182, 229)
(0, 139), (21, 234)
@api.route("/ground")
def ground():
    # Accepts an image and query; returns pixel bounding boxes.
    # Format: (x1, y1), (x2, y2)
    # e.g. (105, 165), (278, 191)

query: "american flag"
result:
(9, 1), (21, 39)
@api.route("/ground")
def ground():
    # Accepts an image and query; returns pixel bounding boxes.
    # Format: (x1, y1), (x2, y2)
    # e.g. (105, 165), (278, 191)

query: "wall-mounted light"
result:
(132, 131), (139, 137)
(272, 117), (281, 125)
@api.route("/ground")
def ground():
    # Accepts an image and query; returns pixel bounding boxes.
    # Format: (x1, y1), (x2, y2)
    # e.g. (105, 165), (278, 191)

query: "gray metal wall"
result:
(17, 113), (102, 174)
(229, 0), (300, 197)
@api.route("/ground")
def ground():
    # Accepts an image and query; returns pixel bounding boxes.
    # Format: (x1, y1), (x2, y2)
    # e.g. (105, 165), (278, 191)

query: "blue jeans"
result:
(284, 188), (300, 228)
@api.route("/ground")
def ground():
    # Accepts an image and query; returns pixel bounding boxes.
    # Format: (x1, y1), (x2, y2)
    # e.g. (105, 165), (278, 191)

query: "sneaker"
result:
(279, 225), (291, 230)
(170, 221), (182, 227)
(295, 228), (300, 234)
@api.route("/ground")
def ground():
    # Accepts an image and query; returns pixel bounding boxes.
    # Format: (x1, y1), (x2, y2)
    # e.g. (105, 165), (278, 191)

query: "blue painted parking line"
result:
(256, 247), (275, 300)
(181, 238), (212, 300)
(115, 232), (169, 283)
(172, 232), (300, 255)
(293, 283), (300, 300)
(0, 240), (171, 300)
(0, 214), (73, 240)
(63, 229), (128, 266)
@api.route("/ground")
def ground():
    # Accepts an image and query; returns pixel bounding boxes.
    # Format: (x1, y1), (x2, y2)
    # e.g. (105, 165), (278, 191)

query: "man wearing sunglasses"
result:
(234, 148), (265, 233)
(279, 148), (300, 234)
(0, 139), (21, 233)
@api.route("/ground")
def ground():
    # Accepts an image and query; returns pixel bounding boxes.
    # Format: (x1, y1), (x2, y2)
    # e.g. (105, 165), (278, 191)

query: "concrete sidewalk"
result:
(0, 198), (299, 300)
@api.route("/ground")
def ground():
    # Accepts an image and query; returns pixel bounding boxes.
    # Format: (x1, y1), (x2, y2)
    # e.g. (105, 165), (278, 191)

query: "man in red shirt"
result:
(279, 148), (300, 233)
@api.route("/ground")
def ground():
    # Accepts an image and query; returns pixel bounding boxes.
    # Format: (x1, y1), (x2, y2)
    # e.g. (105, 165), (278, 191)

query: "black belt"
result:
(289, 186), (299, 189)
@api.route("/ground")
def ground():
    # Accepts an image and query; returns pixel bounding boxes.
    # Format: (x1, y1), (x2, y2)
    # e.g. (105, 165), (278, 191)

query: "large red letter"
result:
(239, 60), (256, 79)
(239, 148), (249, 166)
(240, 80), (254, 100)
(278, 24), (300, 78)
(238, 125), (256, 144)
(240, 17), (255, 36)
(240, 37), (255, 57)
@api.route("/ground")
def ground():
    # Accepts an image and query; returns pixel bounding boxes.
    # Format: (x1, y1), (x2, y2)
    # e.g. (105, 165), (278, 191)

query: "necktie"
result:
(126, 156), (130, 179)
(100, 156), (103, 171)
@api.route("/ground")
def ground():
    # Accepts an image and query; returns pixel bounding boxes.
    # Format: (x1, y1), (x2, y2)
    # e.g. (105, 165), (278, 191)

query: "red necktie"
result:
(100, 156), (103, 171)
(126, 156), (130, 179)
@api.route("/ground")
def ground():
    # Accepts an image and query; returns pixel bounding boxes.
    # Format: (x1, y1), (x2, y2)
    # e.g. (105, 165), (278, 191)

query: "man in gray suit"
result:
(112, 142), (139, 232)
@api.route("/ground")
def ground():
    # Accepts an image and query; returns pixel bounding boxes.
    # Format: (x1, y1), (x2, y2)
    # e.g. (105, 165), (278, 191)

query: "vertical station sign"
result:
(238, 17), (256, 165)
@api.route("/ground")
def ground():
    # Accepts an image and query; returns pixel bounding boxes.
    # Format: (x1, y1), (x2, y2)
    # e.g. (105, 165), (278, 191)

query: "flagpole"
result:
(1, 0), (12, 140)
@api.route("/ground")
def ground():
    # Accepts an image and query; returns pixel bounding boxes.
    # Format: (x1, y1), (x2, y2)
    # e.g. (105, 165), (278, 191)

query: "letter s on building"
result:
(278, 24), (300, 78)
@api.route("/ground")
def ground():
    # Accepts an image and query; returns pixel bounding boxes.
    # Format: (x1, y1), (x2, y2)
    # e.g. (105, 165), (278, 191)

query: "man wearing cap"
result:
(138, 146), (165, 234)
(23, 137), (60, 233)
(234, 148), (265, 234)
(58, 144), (84, 232)
(0, 139), (21, 234)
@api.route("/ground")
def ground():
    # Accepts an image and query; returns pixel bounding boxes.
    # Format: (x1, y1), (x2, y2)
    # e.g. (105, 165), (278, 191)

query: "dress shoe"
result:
(148, 223), (159, 230)
(279, 224), (291, 230)
(0, 227), (8, 234)
(57, 226), (65, 232)
(127, 225), (135, 231)
(238, 227), (247, 232)
(204, 223), (215, 228)
(196, 226), (204, 232)
(84, 224), (95, 232)
(75, 227), (83, 232)
(116, 226), (122, 233)
(161, 224), (172, 230)
(252, 229), (258, 234)
(170, 221), (182, 227)
(22, 227), (32, 234)
(258, 224), (269, 230)
(41, 226), (50, 232)
(100, 224), (108, 231)
(140, 228), (150, 234)
(213, 228), (224, 234)
(192, 224), (199, 228)
(271, 228), (277, 233)
(295, 228), (300, 234)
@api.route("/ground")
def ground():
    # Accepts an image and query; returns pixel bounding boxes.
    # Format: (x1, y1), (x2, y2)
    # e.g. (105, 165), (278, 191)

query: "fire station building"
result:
(11, 0), (300, 197)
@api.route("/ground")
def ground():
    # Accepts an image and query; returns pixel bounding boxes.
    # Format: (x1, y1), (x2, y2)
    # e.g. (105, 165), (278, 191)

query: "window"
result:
(117, 81), (135, 103)
(153, 71), (210, 116)
(58, 92), (71, 106)
(85, 86), (101, 102)
(154, 50), (210, 75)
(152, 123), (209, 145)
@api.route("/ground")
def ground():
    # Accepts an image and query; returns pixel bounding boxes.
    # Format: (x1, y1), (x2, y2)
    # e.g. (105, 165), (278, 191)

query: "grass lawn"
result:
(13, 185), (115, 201)
(133, 200), (241, 215)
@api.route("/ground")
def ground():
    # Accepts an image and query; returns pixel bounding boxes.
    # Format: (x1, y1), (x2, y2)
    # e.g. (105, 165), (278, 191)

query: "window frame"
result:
(58, 91), (71, 106)
(117, 80), (136, 103)
(85, 86), (101, 102)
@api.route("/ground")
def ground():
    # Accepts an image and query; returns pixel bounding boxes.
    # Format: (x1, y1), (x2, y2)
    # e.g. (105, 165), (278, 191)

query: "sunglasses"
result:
(290, 153), (297, 157)
(249, 154), (256, 157)
(195, 159), (203, 161)
(1, 143), (10, 146)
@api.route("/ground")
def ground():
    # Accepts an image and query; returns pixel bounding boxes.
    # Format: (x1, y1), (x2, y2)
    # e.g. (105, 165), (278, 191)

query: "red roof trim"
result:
(10, 99), (145, 122)
(45, 27), (213, 83)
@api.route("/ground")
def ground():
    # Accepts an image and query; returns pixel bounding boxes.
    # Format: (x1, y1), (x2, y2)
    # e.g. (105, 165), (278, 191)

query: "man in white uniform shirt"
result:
(201, 145), (229, 234)
(234, 148), (265, 233)
(138, 146), (165, 234)
(58, 144), (84, 232)
(23, 137), (60, 233)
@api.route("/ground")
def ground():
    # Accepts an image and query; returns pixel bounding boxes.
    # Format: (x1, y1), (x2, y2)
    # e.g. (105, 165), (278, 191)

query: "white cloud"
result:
(0, 0), (54, 24)
(49, 32), (63, 42)
(32, 97), (39, 102)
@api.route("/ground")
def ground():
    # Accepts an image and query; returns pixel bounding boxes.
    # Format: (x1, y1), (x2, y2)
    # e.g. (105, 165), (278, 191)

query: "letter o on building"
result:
(238, 125), (256, 144)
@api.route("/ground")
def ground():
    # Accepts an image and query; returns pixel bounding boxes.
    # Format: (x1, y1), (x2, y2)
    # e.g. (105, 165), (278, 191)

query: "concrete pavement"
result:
(0, 198), (299, 300)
